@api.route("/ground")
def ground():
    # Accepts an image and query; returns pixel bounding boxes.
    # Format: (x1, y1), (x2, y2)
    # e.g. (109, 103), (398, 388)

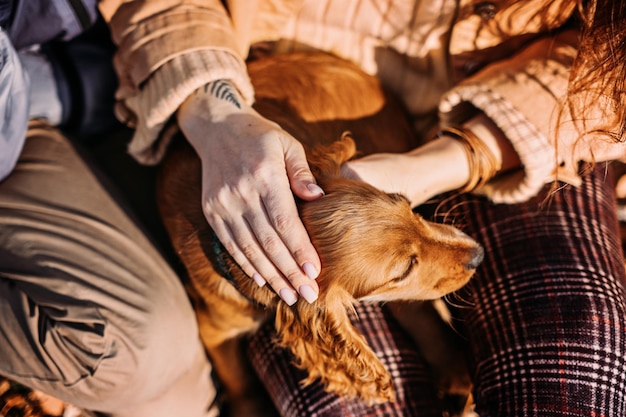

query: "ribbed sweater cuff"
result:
(119, 49), (254, 165)
(440, 85), (556, 204)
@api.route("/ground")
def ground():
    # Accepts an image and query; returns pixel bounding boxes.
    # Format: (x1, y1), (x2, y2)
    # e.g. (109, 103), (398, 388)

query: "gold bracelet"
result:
(437, 125), (501, 193)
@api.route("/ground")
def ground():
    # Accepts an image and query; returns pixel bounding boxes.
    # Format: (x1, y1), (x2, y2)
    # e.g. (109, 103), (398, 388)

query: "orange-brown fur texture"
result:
(157, 52), (483, 416)
(0, 379), (65, 417)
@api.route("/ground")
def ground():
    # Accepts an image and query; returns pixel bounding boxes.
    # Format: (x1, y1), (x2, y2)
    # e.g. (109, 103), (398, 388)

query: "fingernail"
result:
(299, 285), (318, 303)
(307, 183), (325, 196)
(279, 288), (298, 306)
(302, 262), (319, 280)
(252, 273), (266, 287)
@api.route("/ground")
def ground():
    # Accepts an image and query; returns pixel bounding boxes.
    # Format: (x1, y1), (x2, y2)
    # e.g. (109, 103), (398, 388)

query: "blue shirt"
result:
(0, 0), (98, 181)
(0, 28), (28, 181)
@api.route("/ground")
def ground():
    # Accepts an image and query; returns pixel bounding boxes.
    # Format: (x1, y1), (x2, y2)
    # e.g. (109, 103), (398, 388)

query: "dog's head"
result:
(276, 133), (483, 404)
(299, 133), (483, 302)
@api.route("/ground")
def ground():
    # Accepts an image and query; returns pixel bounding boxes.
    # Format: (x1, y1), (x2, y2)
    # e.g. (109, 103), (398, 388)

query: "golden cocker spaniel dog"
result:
(157, 51), (483, 416)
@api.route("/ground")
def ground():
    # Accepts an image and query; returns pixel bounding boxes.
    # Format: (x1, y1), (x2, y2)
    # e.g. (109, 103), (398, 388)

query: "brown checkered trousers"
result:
(247, 164), (626, 417)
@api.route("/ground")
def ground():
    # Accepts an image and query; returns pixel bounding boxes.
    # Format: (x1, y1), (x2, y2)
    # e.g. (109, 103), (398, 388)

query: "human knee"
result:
(33, 298), (203, 410)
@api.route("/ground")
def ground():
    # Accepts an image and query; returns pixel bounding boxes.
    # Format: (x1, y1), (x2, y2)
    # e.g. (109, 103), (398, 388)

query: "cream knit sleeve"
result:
(440, 86), (557, 204)
(103, 0), (255, 165)
(116, 49), (254, 165)
(439, 35), (580, 204)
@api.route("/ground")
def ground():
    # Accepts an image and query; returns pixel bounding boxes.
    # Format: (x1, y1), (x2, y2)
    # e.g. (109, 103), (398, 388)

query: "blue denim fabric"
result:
(0, 28), (28, 182)
(0, 0), (100, 181)
(0, 0), (13, 28)
(6, 0), (98, 49)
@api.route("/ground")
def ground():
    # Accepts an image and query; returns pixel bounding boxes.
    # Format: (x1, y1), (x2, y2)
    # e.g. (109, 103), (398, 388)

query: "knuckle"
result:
(221, 239), (239, 258)
(259, 234), (282, 255)
(239, 240), (259, 260)
(284, 268), (304, 283)
(272, 212), (294, 235)
(290, 246), (309, 263)
(203, 209), (221, 226)
(250, 168), (280, 191)
(203, 190), (231, 214)
(290, 161), (313, 179)
(263, 274), (286, 290)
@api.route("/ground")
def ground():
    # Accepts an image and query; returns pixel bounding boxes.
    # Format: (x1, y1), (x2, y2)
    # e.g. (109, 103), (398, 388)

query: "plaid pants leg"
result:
(247, 165), (626, 417)
(247, 303), (443, 416)
(442, 165), (626, 417)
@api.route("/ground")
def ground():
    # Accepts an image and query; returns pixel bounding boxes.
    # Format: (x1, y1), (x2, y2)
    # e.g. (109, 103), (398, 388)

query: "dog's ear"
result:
(306, 132), (357, 180)
(274, 288), (395, 404)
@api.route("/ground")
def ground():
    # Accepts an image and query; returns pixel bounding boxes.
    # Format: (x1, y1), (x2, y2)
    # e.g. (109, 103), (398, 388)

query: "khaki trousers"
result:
(0, 121), (218, 417)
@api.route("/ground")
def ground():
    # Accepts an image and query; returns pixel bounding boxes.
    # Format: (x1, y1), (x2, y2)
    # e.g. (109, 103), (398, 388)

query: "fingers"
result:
(206, 196), (320, 306)
(193, 112), (324, 306)
(259, 180), (321, 300)
(285, 143), (325, 202)
(237, 137), (323, 305)
(282, 140), (324, 270)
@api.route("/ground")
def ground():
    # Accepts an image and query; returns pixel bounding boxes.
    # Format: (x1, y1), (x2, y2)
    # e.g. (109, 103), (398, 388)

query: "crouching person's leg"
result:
(0, 121), (218, 417)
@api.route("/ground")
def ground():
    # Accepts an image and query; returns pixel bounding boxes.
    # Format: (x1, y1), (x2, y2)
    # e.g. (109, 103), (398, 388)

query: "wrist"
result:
(178, 80), (253, 150)
(436, 125), (501, 193)
(178, 79), (249, 125)
(432, 114), (521, 195)
(406, 136), (471, 203)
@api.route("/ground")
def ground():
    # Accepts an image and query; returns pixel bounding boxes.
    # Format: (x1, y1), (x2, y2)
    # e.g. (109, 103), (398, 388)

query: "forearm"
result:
(178, 79), (251, 154)
(399, 113), (522, 206)
(439, 32), (581, 202)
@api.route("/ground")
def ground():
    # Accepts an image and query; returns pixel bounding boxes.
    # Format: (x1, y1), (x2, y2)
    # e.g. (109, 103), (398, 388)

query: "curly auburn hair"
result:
(509, 0), (624, 142)
(569, 0), (626, 141)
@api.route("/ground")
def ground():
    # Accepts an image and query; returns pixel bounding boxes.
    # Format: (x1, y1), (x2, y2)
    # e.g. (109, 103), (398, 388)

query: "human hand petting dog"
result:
(177, 80), (324, 306)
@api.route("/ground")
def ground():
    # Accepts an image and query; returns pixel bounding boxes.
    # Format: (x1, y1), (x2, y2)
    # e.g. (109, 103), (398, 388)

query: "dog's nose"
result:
(466, 245), (484, 270)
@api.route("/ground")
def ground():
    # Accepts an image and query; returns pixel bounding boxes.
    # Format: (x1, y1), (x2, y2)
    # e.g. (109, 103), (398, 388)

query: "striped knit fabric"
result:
(247, 164), (626, 417)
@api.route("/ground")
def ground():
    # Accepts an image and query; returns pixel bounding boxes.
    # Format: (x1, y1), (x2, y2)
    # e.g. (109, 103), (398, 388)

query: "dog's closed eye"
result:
(390, 255), (418, 283)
